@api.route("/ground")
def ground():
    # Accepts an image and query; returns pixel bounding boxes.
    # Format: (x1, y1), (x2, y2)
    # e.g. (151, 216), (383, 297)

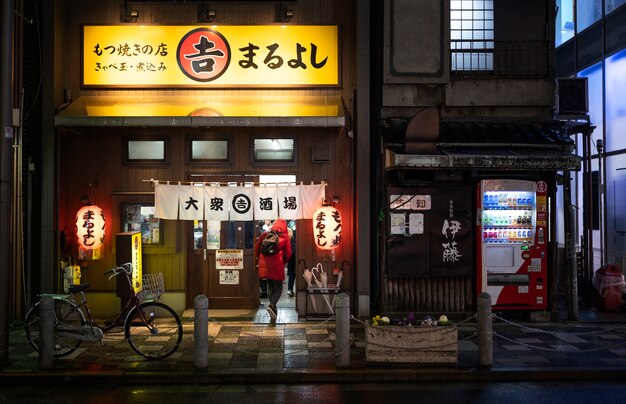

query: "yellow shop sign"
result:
(82, 25), (339, 88)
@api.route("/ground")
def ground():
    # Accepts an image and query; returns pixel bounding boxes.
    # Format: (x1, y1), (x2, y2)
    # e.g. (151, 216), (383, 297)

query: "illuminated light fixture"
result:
(276, 5), (294, 23)
(76, 204), (106, 260)
(312, 197), (342, 251)
(198, 4), (216, 23)
(120, 1), (139, 23)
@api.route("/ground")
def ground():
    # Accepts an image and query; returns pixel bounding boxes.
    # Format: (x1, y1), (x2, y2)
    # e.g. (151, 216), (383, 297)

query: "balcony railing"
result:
(450, 40), (552, 77)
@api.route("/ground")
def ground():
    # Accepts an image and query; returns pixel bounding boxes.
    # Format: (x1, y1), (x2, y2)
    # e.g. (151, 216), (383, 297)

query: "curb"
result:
(3, 366), (626, 385)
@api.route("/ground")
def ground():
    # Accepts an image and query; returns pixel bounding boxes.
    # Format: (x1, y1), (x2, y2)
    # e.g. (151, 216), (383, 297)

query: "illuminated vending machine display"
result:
(476, 179), (548, 310)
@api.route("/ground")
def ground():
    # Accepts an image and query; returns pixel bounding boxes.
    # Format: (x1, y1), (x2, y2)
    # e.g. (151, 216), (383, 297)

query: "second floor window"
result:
(450, 0), (494, 71)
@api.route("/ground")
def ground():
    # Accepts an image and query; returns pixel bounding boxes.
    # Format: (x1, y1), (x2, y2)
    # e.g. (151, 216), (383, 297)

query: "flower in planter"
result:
(406, 312), (415, 323)
(370, 315), (391, 326)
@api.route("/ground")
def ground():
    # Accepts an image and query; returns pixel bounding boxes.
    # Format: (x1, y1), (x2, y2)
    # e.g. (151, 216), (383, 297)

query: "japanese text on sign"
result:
(441, 199), (462, 263)
(83, 25), (339, 87)
(389, 195), (431, 211)
(219, 270), (240, 285)
(216, 249), (244, 269)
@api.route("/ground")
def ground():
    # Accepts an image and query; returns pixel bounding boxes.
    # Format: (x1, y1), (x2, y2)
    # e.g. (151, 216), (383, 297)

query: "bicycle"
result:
(24, 263), (183, 360)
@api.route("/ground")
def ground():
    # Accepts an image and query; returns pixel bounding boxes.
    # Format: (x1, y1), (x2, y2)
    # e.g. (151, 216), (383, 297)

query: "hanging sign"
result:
(154, 183), (324, 220)
(312, 204), (342, 250)
(82, 25), (339, 88)
(76, 204), (106, 260)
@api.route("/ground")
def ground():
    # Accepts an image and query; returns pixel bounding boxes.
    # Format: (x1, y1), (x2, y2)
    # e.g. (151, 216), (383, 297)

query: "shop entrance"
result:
(185, 174), (299, 320)
(186, 175), (260, 309)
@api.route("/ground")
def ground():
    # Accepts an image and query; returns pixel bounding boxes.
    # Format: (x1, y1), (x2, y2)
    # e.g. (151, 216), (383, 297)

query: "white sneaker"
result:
(287, 290), (295, 297)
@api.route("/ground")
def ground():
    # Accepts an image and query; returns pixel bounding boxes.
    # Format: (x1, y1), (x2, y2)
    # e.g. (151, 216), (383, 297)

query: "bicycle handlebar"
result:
(103, 263), (132, 276)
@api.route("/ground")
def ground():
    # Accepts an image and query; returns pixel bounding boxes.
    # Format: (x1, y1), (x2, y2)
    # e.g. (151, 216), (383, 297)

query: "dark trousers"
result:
(266, 279), (283, 307)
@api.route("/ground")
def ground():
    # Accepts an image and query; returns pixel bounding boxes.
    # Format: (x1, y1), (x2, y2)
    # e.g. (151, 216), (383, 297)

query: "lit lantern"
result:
(312, 200), (342, 250)
(76, 204), (105, 260)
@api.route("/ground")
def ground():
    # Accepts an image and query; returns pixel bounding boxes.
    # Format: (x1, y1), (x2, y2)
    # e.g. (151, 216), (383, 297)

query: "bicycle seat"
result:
(68, 283), (90, 293)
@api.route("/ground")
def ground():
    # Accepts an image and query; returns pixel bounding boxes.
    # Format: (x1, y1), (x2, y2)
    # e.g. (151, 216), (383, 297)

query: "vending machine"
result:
(476, 179), (548, 310)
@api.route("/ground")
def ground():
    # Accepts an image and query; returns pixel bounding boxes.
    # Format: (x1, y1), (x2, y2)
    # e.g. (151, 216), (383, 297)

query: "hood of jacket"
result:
(270, 219), (288, 234)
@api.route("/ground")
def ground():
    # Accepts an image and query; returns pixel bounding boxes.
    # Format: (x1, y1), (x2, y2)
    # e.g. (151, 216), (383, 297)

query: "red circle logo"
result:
(177, 28), (230, 82)
(536, 181), (547, 193)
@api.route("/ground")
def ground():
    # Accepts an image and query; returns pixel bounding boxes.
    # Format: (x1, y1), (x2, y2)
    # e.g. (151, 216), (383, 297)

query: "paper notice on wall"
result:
(409, 213), (424, 235)
(390, 195), (431, 210)
(206, 221), (221, 250)
(390, 213), (406, 235)
(219, 270), (239, 285)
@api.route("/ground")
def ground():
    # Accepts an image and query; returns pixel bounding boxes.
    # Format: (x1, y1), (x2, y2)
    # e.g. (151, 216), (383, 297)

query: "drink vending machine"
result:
(476, 179), (548, 310)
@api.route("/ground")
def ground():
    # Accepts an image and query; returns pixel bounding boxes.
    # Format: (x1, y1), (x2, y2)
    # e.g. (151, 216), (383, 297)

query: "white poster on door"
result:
(216, 249), (244, 269)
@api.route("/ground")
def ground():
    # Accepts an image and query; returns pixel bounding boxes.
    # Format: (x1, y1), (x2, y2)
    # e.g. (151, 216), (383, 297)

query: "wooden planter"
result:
(365, 325), (458, 364)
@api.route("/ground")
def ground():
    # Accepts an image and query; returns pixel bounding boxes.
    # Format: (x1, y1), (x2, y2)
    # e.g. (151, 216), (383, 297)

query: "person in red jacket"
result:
(254, 218), (292, 322)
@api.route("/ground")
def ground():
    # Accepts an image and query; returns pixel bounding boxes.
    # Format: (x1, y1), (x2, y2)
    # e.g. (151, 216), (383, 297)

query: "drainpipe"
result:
(563, 170), (578, 320)
(0, 0), (15, 363)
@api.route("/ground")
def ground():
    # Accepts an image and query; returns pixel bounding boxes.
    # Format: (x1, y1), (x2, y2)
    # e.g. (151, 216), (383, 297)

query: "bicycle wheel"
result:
(125, 301), (182, 360)
(24, 299), (86, 358)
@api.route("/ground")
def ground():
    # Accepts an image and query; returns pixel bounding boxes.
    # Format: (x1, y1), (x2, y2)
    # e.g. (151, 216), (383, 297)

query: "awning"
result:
(385, 149), (582, 171)
(55, 95), (346, 127)
(383, 119), (583, 171)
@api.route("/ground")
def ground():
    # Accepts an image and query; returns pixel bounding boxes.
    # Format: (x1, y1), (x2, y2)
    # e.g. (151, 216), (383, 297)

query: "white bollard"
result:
(335, 293), (350, 368)
(194, 295), (209, 369)
(39, 296), (54, 370)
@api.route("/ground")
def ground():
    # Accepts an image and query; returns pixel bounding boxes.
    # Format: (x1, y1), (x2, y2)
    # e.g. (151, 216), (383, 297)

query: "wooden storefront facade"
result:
(53, 1), (359, 317)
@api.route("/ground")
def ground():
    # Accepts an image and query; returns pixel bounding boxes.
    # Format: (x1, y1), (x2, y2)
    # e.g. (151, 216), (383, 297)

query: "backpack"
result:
(259, 230), (280, 256)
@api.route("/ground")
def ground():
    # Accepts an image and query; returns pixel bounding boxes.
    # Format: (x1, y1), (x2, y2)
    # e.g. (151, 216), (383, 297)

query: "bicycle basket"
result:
(139, 273), (165, 301)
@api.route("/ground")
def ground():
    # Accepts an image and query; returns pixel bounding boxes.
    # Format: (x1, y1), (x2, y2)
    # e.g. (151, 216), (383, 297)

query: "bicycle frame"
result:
(27, 263), (182, 360)
(56, 266), (156, 342)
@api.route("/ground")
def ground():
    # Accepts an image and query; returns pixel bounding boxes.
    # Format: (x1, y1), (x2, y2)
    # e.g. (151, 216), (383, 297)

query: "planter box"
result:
(365, 325), (458, 364)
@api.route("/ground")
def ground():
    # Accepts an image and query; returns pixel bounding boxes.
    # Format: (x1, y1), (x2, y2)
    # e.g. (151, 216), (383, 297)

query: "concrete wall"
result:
(382, 0), (555, 120)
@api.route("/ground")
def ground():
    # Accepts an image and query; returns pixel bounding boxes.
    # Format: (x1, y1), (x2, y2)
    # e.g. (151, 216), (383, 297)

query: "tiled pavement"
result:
(3, 309), (626, 385)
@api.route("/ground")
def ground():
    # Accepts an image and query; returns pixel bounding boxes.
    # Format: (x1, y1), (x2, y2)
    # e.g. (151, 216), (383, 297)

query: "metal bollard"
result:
(335, 293), (350, 368)
(39, 296), (55, 370)
(477, 292), (493, 368)
(194, 295), (209, 369)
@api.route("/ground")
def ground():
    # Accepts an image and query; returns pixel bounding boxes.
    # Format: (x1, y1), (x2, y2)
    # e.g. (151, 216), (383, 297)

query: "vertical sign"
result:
(130, 232), (143, 293)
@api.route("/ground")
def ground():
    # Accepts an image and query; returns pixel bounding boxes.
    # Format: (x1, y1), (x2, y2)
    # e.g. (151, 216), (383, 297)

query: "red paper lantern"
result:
(312, 203), (342, 250)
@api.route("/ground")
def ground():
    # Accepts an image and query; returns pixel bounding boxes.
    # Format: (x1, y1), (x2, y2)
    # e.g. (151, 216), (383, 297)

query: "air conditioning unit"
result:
(556, 77), (589, 116)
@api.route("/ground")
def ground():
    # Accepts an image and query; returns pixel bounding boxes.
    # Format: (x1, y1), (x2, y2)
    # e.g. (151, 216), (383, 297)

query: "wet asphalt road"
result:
(2, 381), (626, 404)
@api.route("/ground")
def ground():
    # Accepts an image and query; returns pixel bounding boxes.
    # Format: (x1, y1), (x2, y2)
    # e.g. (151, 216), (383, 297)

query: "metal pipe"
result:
(568, 204), (579, 320)
(0, 0), (15, 363)
(563, 170), (578, 320)
(597, 139), (605, 266)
